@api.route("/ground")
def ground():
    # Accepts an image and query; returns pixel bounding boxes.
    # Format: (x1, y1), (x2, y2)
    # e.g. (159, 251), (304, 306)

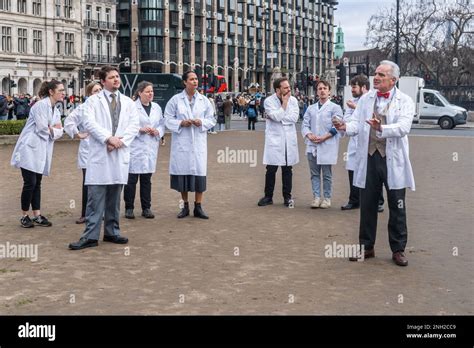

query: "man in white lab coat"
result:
(69, 66), (140, 250)
(335, 60), (415, 266)
(258, 77), (299, 207)
(340, 75), (369, 211)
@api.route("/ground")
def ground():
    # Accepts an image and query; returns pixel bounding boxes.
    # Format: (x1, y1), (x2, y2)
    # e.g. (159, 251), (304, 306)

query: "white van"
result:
(398, 77), (467, 129)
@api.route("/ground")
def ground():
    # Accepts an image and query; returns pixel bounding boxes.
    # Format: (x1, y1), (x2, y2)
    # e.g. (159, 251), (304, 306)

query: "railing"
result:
(84, 54), (119, 63)
(141, 52), (164, 61)
(84, 20), (117, 30)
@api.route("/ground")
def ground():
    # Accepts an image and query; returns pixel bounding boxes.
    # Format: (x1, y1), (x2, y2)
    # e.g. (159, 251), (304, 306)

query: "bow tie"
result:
(377, 91), (390, 99)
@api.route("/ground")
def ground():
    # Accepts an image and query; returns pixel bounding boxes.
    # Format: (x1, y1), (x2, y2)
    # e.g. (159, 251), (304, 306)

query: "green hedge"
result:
(0, 120), (27, 135)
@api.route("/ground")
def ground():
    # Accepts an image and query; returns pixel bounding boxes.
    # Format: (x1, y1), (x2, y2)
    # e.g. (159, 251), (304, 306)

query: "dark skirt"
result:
(170, 175), (207, 193)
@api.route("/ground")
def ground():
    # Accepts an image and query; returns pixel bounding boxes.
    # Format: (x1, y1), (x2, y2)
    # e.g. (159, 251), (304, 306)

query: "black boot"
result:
(177, 202), (190, 218)
(193, 202), (209, 219)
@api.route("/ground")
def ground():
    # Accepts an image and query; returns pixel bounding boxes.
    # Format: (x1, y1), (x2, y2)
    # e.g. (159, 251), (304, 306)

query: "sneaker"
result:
(320, 198), (331, 209)
(20, 215), (34, 228)
(32, 215), (52, 227)
(211, 131), (217, 134)
(311, 197), (321, 209)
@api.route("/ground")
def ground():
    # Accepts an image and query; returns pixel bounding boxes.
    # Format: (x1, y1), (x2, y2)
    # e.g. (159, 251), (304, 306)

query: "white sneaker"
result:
(211, 131), (217, 134)
(320, 198), (331, 209)
(311, 197), (321, 209)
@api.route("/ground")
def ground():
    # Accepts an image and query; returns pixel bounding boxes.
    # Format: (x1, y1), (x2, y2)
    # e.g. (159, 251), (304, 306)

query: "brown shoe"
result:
(392, 251), (408, 266)
(75, 216), (86, 224)
(349, 249), (375, 261)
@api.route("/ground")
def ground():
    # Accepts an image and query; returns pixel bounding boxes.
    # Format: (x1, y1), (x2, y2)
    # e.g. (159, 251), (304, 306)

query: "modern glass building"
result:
(117, 0), (338, 93)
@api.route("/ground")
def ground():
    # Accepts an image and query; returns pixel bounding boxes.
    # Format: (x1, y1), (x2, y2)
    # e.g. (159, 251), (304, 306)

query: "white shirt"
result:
(375, 87), (396, 113)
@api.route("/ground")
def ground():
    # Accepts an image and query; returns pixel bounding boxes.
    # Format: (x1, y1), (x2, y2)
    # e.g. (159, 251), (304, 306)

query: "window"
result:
(56, 32), (62, 54)
(17, 0), (26, 13)
(96, 7), (101, 22)
(106, 8), (111, 24)
(18, 28), (27, 53)
(106, 35), (111, 61)
(1, 26), (11, 52)
(33, 30), (42, 55)
(86, 5), (91, 21)
(96, 34), (102, 57)
(65, 33), (74, 56)
(32, 0), (41, 15)
(64, 0), (72, 18)
(86, 33), (92, 55)
(423, 92), (444, 107)
(0, 0), (11, 11)
(55, 0), (61, 17)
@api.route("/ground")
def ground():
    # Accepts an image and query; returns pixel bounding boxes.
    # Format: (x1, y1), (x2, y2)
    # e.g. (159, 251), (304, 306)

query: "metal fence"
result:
(436, 86), (473, 111)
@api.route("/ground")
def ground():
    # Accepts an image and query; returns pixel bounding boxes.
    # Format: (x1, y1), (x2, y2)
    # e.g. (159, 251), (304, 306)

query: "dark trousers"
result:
(348, 170), (384, 206)
(248, 117), (256, 130)
(359, 151), (407, 253)
(264, 165), (293, 200)
(81, 184), (122, 241)
(124, 173), (152, 210)
(21, 168), (43, 211)
(81, 169), (88, 217)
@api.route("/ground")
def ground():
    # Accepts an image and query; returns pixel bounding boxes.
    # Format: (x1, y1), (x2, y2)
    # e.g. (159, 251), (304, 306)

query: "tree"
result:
(366, 0), (473, 85)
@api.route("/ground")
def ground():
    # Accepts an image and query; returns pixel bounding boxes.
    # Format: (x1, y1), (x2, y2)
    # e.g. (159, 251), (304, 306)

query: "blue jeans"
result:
(0, 115), (8, 121)
(307, 153), (332, 198)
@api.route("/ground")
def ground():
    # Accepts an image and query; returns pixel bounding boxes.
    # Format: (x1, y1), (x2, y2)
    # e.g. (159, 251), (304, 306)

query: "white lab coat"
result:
(164, 90), (216, 176)
(129, 100), (165, 174)
(343, 97), (359, 171)
(301, 100), (343, 165)
(345, 88), (416, 190)
(82, 90), (140, 185)
(64, 104), (89, 169)
(10, 97), (63, 176)
(263, 94), (299, 166)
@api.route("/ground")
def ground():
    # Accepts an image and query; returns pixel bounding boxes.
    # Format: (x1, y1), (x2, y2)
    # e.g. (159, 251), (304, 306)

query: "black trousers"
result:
(248, 117), (256, 130)
(124, 173), (152, 210)
(348, 170), (384, 206)
(81, 169), (88, 217)
(21, 168), (43, 211)
(264, 165), (293, 200)
(359, 151), (407, 253)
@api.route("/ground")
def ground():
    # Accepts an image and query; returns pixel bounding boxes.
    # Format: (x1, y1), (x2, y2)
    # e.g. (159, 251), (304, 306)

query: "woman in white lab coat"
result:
(123, 81), (164, 219)
(11, 80), (65, 228)
(64, 81), (102, 224)
(164, 71), (216, 219)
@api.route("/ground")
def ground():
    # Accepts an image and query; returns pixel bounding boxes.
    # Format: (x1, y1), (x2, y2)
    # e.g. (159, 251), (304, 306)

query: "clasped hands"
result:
(107, 136), (124, 152)
(139, 126), (161, 137)
(306, 132), (331, 144)
(180, 119), (202, 127)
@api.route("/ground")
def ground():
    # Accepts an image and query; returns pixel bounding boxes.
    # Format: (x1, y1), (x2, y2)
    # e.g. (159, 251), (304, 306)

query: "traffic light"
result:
(336, 63), (345, 87)
(68, 78), (76, 89)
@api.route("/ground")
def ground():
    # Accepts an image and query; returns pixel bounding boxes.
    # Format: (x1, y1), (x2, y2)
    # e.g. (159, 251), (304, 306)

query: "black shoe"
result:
(258, 196), (273, 206)
(103, 235), (128, 244)
(378, 205), (384, 213)
(125, 209), (135, 219)
(32, 215), (52, 227)
(283, 197), (292, 207)
(20, 215), (34, 228)
(193, 202), (209, 219)
(177, 202), (190, 219)
(69, 238), (98, 250)
(341, 203), (359, 210)
(141, 209), (155, 219)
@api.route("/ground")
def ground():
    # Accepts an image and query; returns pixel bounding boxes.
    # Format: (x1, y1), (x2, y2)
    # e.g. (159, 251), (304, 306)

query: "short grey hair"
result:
(379, 60), (400, 80)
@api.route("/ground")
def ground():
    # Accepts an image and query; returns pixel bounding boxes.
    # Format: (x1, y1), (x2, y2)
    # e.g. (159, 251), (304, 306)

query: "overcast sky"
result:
(333, 0), (393, 51)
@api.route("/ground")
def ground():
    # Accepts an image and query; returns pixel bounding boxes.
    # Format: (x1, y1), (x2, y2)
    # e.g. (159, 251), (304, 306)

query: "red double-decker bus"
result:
(201, 74), (227, 93)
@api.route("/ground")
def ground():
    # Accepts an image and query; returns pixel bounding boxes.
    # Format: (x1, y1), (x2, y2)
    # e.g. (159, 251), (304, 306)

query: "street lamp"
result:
(134, 39), (140, 73)
(263, 7), (270, 94)
(395, 0), (400, 66)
